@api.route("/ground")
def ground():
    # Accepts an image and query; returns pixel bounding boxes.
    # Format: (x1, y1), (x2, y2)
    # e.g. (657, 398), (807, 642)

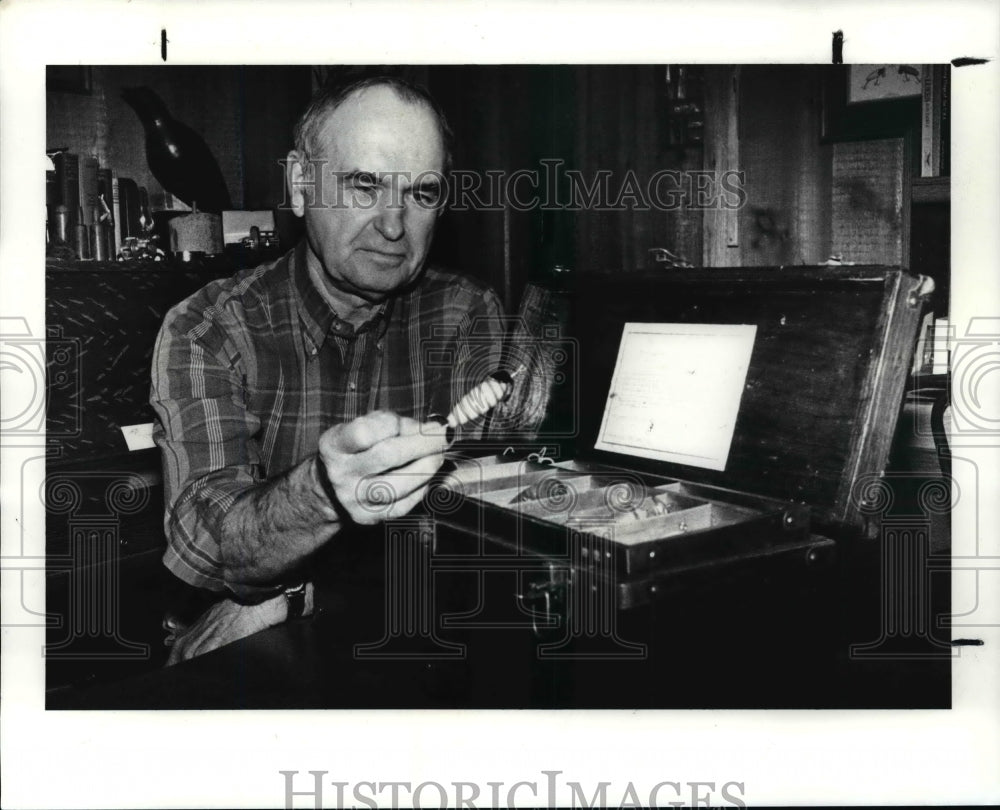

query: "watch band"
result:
(283, 582), (307, 621)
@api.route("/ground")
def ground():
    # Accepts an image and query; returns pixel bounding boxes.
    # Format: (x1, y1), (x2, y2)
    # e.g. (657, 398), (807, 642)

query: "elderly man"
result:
(151, 77), (507, 662)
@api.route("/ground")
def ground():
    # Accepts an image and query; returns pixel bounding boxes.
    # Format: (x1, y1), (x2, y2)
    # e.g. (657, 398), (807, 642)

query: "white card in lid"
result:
(120, 422), (156, 451)
(594, 322), (757, 471)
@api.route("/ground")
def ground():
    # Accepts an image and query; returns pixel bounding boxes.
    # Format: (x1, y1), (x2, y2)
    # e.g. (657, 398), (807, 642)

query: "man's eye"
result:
(350, 173), (378, 193)
(410, 187), (442, 207)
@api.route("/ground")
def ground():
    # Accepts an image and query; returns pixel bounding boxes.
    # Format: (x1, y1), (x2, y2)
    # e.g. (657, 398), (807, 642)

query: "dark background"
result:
(44, 65), (952, 702)
(47, 64), (950, 314)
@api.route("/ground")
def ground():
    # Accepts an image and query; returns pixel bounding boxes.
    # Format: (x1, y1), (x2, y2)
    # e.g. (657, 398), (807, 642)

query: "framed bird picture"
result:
(821, 64), (921, 143)
(847, 64), (924, 103)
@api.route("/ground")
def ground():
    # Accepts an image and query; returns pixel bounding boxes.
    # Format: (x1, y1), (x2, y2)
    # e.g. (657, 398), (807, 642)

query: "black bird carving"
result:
(121, 86), (232, 213)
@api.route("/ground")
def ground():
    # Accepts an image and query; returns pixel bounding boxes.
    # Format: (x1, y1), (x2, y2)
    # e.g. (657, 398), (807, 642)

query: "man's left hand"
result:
(165, 584), (314, 666)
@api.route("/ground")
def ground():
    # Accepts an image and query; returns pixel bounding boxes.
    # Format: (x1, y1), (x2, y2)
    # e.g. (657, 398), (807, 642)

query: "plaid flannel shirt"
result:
(151, 242), (504, 592)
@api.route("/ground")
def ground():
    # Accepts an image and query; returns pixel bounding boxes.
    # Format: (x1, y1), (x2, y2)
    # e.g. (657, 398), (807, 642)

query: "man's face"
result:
(290, 86), (446, 305)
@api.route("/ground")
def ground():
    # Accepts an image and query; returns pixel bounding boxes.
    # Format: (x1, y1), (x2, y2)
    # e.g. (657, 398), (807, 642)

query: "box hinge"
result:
(907, 274), (936, 308)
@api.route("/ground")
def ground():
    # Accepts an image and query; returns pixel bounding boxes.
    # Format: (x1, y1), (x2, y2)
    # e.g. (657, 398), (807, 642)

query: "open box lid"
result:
(566, 266), (932, 538)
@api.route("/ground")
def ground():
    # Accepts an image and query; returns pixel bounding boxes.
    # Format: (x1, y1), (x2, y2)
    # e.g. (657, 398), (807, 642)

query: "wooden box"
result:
(432, 266), (933, 612)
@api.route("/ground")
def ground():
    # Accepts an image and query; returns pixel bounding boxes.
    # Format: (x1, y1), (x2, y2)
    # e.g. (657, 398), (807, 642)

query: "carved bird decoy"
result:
(121, 86), (232, 213)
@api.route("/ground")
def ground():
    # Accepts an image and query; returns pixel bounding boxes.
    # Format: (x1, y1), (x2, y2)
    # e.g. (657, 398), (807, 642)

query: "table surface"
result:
(48, 531), (897, 711)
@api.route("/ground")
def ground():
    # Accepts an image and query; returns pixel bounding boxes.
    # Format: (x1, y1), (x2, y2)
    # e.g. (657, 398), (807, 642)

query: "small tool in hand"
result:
(446, 365), (525, 428)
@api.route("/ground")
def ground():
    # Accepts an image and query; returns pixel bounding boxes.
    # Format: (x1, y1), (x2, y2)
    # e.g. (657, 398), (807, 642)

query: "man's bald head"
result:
(293, 75), (454, 172)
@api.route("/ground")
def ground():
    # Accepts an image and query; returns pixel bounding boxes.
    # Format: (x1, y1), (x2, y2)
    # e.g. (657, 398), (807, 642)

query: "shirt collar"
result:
(291, 241), (394, 351)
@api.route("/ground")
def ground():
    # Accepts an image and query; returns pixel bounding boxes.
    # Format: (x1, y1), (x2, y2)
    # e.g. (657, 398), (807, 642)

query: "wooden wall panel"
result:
(575, 65), (703, 276)
(428, 66), (526, 309)
(703, 66), (912, 271)
(702, 66), (740, 267)
(831, 139), (905, 266)
(727, 66), (833, 267)
(420, 67), (708, 302)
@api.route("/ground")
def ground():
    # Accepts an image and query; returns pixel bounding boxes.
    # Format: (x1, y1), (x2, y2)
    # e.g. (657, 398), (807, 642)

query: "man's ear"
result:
(284, 150), (307, 218)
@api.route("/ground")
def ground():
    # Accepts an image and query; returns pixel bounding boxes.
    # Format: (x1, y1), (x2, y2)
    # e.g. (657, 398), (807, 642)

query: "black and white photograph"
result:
(39, 61), (954, 711)
(3, 2), (999, 808)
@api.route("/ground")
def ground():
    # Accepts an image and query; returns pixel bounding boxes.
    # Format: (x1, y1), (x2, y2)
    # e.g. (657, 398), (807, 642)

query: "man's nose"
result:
(373, 198), (405, 242)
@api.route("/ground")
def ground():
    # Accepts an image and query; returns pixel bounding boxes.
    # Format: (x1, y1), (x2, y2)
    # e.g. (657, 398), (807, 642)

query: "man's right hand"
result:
(316, 410), (449, 525)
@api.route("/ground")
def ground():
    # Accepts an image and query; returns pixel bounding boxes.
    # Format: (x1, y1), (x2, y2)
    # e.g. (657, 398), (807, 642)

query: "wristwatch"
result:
(283, 582), (307, 621)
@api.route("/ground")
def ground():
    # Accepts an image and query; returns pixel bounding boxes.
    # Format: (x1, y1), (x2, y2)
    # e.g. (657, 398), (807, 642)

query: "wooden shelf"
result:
(46, 255), (237, 273)
(911, 176), (950, 204)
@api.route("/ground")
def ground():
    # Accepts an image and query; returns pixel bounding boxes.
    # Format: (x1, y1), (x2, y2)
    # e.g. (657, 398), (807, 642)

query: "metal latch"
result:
(517, 563), (569, 637)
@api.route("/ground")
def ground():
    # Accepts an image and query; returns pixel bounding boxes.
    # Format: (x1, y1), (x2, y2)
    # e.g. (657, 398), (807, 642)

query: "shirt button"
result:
(348, 382), (356, 391)
(310, 347), (318, 356)
(376, 341), (383, 351)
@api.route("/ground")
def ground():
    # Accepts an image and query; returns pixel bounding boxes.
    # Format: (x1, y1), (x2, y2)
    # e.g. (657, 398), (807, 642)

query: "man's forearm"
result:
(218, 455), (340, 587)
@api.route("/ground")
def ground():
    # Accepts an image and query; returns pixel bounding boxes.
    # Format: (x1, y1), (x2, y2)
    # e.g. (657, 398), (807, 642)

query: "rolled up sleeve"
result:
(151, 298), (262, 593)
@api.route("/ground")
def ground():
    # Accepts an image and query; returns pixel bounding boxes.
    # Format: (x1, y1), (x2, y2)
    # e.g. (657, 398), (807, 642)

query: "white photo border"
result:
(2, 1), (998, 807)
